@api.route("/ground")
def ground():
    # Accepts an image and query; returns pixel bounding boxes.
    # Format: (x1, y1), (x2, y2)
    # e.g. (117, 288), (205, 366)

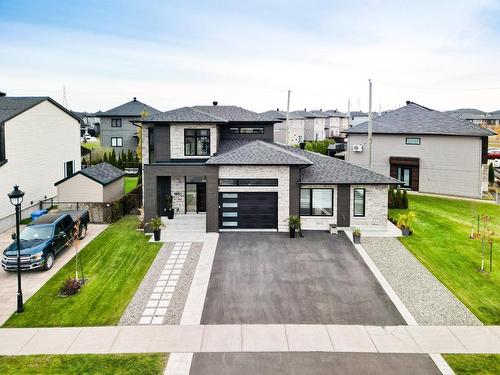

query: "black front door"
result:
(197, 183), (206, 212)
(158, 177), (171, 216)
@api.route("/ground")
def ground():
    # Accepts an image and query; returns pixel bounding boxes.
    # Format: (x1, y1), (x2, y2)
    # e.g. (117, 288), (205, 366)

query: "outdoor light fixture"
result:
(8, 185), (25, 313)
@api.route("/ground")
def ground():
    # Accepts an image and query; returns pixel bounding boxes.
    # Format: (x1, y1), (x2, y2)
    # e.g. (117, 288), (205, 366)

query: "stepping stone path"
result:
(139, 242), (191, 325)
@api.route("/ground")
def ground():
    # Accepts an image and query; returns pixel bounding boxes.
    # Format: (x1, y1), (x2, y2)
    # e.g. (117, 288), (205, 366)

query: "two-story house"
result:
(0, 93), (82, 231)
(262, 110), (305, 145)
(325, 110), (349, 137)
(344, 101), (495, 198)
(137, 102), (399, 233)
(99, 97), (161, 153)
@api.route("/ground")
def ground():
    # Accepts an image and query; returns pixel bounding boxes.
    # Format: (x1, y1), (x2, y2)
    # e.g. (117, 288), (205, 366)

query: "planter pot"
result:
(167, 209), (174, 220)
(401, 228), (410, 237)
(353, 234), (361, 244)
(153, 230), (161, 241)
(289, 227), (296, 238)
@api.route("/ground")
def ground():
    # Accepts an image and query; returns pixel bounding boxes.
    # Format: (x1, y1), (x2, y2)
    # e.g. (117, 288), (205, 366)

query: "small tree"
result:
(489, 163), (495, 185)
(479, 214), (494, 272)
(388, 186), (395, 209)
(395, 188), (403, 208)
(402, 190), (409, 209)
(110, 149), (117, 166)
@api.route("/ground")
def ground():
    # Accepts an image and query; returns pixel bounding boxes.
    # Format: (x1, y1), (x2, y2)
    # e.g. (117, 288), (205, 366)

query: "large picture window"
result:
(185, 129), (210, 156)
(111, 118), (122, 127)
(353, 188), (366, 217)
(300, 188), (333, 216)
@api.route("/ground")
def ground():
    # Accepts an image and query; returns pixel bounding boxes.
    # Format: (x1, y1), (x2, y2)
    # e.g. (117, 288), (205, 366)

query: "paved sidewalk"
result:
(0, 324), (499, 356)
(0, 224), (107, 325)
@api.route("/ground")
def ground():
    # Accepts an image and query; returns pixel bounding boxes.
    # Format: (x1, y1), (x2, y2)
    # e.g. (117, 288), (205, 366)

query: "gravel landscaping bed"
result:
(119, 242), (202, 325)
(362, 237), (482, 326)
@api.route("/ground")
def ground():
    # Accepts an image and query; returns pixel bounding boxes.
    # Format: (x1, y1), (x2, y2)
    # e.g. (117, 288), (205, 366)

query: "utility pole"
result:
(347, 99), (351, 128)
(286, 89), (291, 145)
(368, 79), (373, 170)
(62, 85), (68, 108)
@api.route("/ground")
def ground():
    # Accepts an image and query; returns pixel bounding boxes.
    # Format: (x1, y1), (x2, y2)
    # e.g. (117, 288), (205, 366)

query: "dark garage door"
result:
(219, 192), (278, 229)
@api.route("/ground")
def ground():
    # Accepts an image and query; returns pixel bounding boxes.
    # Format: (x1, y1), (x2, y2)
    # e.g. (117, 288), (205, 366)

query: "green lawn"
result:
(443, 354), (500, 375)
(389, 195), (500, 324)
(125, 176), (139, 194)
(0, 354), (167, 375)
(3, 216), (161, 327)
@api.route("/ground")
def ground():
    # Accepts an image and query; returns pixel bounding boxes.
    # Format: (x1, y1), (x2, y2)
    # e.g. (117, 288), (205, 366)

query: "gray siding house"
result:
(99, 98), (161, 153)
(136, 103), (398, 233)
(345, 101), (495, 198)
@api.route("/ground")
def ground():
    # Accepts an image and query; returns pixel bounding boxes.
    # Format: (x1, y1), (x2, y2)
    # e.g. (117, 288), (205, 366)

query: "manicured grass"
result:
(444, 354), (500, 375)
(125, 176), (139, 194)
(389, 195), (500, 324)
(81, 140), (102, 151)
(3, 216), (161, 327)
(0, 354), (167, 375)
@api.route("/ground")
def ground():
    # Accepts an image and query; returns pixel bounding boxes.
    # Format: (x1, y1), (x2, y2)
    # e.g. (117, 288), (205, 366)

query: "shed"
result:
(55, 162), (125, 203)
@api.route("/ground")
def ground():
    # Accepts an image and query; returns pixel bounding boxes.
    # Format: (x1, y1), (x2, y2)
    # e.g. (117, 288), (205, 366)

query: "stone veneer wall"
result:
(171, 176), (185, 214)
(170, 124), (218, 159)
(349, 184), (388, 228)
(218, 165), (289, 231)
(141, 125), (149, 207)
(299, 184), (337, 230)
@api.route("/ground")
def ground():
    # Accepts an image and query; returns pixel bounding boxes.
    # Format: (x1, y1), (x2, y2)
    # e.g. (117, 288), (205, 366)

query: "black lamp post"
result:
(8, 185), (25, 313)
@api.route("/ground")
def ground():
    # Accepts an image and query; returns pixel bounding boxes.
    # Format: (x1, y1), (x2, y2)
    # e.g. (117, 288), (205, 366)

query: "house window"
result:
(300, 188), (333, 216)
(111, 137), (123, 147)
(405, 137), (421, 145)
(229, 127), (264, 134)
(353, 188), (366, 217)
(0, 124), (5, 165)
(64, 161), (74, 178)
(148, 128), (155, 163)
(397, 167), (412, 188)
(219, 179), (278, 186)
(111, 118), (122, 127)
(185, 129), (210, 156)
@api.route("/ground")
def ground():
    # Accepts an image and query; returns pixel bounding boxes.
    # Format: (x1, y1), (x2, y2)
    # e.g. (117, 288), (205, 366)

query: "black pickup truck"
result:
(1, 210), (89, 272)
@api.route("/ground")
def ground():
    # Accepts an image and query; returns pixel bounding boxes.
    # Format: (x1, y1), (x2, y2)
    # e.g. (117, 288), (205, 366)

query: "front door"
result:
(397, 167), (412, 188)
(186, 182), (206, 213)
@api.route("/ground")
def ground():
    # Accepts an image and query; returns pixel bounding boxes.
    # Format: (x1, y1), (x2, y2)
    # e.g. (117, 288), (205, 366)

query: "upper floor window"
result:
(185, 129), (210, 156)
(0, 124), (5, 165)
(353, 188), (366, 217)
(111, 118), (122, 127)
(405, 137), (421, 145)
(148, 128), (155, 163)
(300, 188), (333, 216)
(219, 178), (278, 186)
(229, 127), (264, 134)
(111, 137), (123, 147)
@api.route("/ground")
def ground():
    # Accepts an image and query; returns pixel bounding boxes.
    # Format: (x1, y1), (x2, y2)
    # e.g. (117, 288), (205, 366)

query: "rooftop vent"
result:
(406, 100), (411, 105)
(213, 101), (218, 106)
(0, 91), (6, 97)
(133, 97), (137, 101)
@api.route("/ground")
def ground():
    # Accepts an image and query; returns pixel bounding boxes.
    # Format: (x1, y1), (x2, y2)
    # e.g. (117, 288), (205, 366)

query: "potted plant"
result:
(352, 228), (361, 244)
(396, 211), (416, 236)
(285, 215), (301, 238)
(166, 195), (174, 220)
(149, 216), (165, 241)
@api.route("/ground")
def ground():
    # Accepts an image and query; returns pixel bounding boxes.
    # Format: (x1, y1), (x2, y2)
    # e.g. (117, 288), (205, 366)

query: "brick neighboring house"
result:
(344, 101), (496, 198)
(136, 102), (399, 233)
(0, 93), (82, 232)
(99, 97), (161, 153)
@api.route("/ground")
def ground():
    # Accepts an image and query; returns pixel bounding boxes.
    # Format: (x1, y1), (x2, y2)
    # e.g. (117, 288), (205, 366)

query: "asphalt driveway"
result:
(201, 231), (405, 325)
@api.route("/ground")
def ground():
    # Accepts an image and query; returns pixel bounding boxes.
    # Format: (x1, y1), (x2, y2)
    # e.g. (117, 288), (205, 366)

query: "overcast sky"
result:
(1, 0), (499, 113)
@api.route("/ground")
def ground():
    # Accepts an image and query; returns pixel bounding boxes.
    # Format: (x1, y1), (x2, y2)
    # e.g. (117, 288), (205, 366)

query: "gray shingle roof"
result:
(80, 162), (125, 185)
(0, 96), (82, 124)
(325, 110), (347, 118)
(192, 105), (274, 122)
(99, 98), (161, 117)
(260, 110), (286, 121)
(345, 102), (495, 137)
(290, 110), (316, 119)
(144, 107), (227, 123)
(350, 111), (369, 117)
(308, 110), (330, 118)
(206, 140), (313, 165)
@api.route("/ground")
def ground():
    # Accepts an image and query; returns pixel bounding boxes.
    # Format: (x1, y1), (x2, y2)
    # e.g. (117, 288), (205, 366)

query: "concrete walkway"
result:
(0, 224), (108, 325)
(0, 324), (499, 355)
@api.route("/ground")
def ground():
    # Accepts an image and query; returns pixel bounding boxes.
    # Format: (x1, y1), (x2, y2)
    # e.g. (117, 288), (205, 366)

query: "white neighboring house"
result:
(263, 109), (305, 145)
(325, 110), (349, 137)
(0, 93), (82, 232)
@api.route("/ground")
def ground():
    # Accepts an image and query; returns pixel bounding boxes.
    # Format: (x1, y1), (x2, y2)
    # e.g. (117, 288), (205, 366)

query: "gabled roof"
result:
(192, 105), (274, 122)
(260, 110), (286, 121)
(0, 97), (82, 124)
(345, 102), (495, 137)
(308, 110), (330, 118)
(325, 110), (347, 118)
(290, 110), (316, 119)
(99, 98), (161, 117)
(144, 107), (227, 123)
(55, 162), (125, 186)
(206, 140), (313, 166)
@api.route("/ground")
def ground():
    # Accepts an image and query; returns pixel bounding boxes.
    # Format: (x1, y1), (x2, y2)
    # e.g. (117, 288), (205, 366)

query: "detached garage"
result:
(55, 162), (125, 203)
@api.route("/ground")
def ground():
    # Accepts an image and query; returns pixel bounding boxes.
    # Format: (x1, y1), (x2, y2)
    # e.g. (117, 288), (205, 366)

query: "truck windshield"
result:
(20, 226), (53, 241)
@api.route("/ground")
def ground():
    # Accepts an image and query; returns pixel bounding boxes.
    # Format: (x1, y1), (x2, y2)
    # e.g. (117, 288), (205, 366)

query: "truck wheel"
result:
(78, 225), (87, 240)
(44, 253), (55, 271)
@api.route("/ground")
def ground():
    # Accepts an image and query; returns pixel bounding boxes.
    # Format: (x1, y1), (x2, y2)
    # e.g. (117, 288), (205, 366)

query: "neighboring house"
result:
(0, 93), (82, 232)
(137, 102), (398, 233)
(291, 110), (322, 141)
(262, 109), (304, 145)
(350, 111), (369, 126)
(99, 97), (161, 153)
(325, 110), (349, 137)
(344, 101), (495, 198)
(74, 111), (101, 136)
(308, 110), (329, 140)
(444, 108), (486, 125)
(55, 162), (125, 203)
